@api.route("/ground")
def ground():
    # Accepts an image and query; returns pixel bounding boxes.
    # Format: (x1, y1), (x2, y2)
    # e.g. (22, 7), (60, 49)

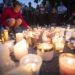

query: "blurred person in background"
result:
(27, 2), (35, 26)
(35, 4), (40, 25)
(3, 0), (16, 7)
(1, 1), (29, 33)
(70, 10), (75, 25)
(56, 1), (67, 25)
(45, 0), (52, 25)
(39, 3), (45, 26)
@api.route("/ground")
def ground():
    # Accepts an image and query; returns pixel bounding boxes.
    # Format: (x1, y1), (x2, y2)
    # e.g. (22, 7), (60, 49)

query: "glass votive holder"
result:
(4, 40), (15, 53)
(59, 53), (75, 75)
(14, 39), (28, 60)
(20, 54), (42, 75)
(37, 43), (54, 61)
(54, 42), (65, 52)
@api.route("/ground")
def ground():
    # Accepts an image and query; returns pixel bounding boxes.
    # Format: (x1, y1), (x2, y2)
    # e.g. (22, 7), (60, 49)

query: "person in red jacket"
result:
(1, 1), (29, 31)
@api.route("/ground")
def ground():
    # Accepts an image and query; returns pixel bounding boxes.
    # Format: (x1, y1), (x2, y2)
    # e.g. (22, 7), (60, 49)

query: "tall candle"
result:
(59, 53), (75, 75)
(14, 39), (28, 60)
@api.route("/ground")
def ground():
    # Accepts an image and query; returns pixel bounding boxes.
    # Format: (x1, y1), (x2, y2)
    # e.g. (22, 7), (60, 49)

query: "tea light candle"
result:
(59, 53), (75, 75)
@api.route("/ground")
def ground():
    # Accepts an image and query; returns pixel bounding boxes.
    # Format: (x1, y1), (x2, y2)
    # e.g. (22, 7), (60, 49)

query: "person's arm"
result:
(1, 7), (9, 29)
(18, 13), (29, 29)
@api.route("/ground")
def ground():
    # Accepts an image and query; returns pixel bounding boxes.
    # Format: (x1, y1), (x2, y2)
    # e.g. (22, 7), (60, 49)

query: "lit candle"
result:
(4, 40), (14, 53)
(42, 30), (51, 43)
(29, 31), (34, 37)
(25, 31), (35, 46)
(59, 53), (75, 75)
(0, 44), (15, 74)
(6, 54), (42, 75)
(20, 54), (42, 75)
(1, 29), (9, 43)
(14, 39), (29, 60)
(16, 33), (23, 42)
(37, 43), (54, 61)
(53, 37), (65, 52)
(20, 62), (39, 75)
(65, 28), (72, 41)
(71, 29), (75, 38)
(55, 42), (65, 52)
(60, 28), (65, 37)
(3, 29), (9, 41)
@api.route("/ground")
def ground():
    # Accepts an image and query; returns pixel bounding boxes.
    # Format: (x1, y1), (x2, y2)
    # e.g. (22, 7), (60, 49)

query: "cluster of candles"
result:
(23, 26), (75, 52)
(0, 26), (75, 75)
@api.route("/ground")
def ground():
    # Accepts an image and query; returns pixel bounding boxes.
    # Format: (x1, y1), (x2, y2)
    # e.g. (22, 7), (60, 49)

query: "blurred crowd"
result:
(22, 0), (75, 26)
(22, 1), (68, 26)
(0, 0), (75, 27)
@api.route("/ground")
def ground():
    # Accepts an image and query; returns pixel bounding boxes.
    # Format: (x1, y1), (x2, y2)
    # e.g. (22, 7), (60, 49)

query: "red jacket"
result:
(1, 7), (28, 29)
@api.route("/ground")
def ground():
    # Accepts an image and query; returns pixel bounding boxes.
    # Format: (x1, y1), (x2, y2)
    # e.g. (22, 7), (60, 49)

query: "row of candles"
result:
(0, 26), (75, 75)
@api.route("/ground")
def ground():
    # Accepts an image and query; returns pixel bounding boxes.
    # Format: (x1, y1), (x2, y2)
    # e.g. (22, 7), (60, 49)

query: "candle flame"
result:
(67, 59), (73, 64)
(32, 63), (37, 72)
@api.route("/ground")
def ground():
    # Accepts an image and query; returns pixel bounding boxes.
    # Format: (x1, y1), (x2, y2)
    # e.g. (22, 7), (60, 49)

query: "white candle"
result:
(14, 39), (29, 60)
(4, 40), (14, 52)
(20, 54), (42, 75)
(54, 37), (65, 52)
(16, 33), (23, 42)
(0, 44), (15, 74)
(6, 55), (40, 75)
(29, 31), (34, 37)
(59, 53), (75, 75)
